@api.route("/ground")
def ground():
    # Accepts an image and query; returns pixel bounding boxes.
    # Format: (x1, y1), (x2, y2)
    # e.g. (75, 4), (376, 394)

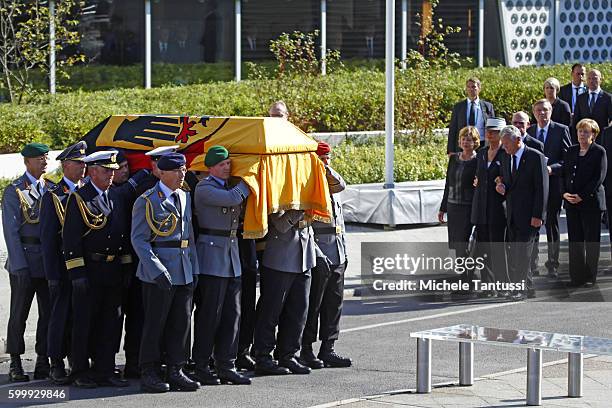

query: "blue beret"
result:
(157, 153), (186, 170)
(57, 141), (87, 161)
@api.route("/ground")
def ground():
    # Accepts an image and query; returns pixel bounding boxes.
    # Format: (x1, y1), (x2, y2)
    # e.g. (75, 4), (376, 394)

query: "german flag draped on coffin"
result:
(81, 115), (333, 238)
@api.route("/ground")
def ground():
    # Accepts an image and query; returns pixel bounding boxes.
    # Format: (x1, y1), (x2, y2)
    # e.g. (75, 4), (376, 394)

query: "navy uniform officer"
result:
(40, 141), (87, 385)
(300, 142), (352, 369)
(2, 142), (54, 382)
(131, 153), (200, 393)
(253, 207), (317, 376)
(62, 150), (133, 388)
(191, 146), (251, 385)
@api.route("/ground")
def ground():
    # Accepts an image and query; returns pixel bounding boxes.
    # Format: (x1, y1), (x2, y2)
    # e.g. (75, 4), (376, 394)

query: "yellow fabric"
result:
(88, 115), (332, 238)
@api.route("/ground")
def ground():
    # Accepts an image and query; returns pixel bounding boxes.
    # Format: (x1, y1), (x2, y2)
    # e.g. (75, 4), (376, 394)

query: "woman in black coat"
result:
(561, 118), (607, 287)
(470, 121), (508, 297)
(544, 77), (572, 127)
(439, 126), (479, 256)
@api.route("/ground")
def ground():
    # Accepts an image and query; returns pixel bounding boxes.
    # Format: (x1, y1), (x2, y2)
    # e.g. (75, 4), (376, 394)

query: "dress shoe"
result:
(318, 350), (352, 368)
(9, 355), (29, 382)
(254, 358), (290, 376)
(189, 366), (221, 385)
(167, 365), (199, 391)
(141, 367), (170, 393)
(508, 292), (526, 302)
(73, 376), (98, 388)
(279, 357), (311, 374)
(496, 291), (510, 298)
(235, 352), (256, 371)
(583, 281), (596, 288)
(299, 347), (324, 369)
(49, 359), (71, 385)
(34, 355), (51, 379)
(217, 368), (251, 385)
(96, 376), (129, 387)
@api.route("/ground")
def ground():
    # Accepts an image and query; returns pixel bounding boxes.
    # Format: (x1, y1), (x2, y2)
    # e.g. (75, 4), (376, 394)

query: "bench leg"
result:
(459, 342), (474, 386)
(568, 352), (583, 398)
(526, 348), (542, 406)
(416, 338), (431, 393)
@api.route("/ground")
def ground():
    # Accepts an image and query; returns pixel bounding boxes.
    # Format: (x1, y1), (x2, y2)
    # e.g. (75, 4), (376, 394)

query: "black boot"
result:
(188, 365), (220, 385)
(49, 358), (70, 385)
(123, 356), (140, 379)
(140, 366), (170, 393)
(9, 354), (29, 382)
(279, 357), (311, 374)
(217, 368), (252, 385)
(254, 356), (290, 376)
(318, 341), (352, 368)
(34, 355), (50, 379)
(235, 351), (256, 371)
(299, 344), (324, 369)
(167, 365), (199, 391)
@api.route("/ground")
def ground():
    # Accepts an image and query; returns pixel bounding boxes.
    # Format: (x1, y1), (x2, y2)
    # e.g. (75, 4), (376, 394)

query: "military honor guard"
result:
(2, 142), (53, 382)
(62, 150), (134, 388)
(190, 146), (251, 385)
(252, 209), (317, 375)
(300, 142), (352, 369)
(40, 141), (87, 384)
(131, 152), (200, 393)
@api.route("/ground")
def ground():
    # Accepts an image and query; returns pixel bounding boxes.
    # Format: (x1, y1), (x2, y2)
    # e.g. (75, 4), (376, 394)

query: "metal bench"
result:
(410, 324), (612, 406)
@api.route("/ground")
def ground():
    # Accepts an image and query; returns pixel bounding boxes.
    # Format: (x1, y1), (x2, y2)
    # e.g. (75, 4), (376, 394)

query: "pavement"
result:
(1, 211), (612, 407)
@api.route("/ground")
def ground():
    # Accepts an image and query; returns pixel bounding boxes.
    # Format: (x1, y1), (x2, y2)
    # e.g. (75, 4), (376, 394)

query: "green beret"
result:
(205, 145), (229, 167)
(21, 142), (50, 158)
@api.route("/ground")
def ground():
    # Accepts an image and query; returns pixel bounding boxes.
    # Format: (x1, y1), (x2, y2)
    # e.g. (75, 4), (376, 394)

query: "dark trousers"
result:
(192, 276), (241, 370)
(507, 225), (538, 292)
(47, 279), (71, 360)
(475, 224), (508, 284)
(122, 277), (143, 363)
(139, 282), (193, 368)
(302, 262), (346, 345)
(566, 208), (602, 285)
(238, 238), (258, 354)
(253, 267), (311, 360)
(531, 196), (562, 272)
(606, 195), (612, 259)
(6, 275), (50, 356)
(71, 283), (122, 379)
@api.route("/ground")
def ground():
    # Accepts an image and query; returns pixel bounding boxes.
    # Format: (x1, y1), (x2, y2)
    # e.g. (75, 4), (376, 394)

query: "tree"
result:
(0, 0), (84, 104)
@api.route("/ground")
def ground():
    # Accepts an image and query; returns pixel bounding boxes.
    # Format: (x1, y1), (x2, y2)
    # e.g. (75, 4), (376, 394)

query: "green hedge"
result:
(0, 63), (610, 153)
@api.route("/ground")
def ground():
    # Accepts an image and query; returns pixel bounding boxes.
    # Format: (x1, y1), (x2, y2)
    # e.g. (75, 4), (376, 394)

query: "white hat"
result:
(145, 145), (179, 159)
(486, 117), (506, 130)
(83, 150), (120, 169)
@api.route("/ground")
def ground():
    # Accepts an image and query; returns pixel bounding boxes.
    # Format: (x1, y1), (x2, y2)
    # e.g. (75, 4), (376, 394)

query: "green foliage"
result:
(0, 63), (610, 156)
(0, 0), (84, 103)
(332, 136), (447, 184)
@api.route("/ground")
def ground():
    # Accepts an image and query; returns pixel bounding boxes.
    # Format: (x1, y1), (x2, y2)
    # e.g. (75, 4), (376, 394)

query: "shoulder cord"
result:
(144, 195), (177, 238)
(15, 187), (40, 224)
(72, 192), (107, 230)
(51, 192), (66, 227)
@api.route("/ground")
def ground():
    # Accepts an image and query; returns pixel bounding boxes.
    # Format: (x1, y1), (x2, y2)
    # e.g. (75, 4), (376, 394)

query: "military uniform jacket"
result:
(194, 176), (250, 277)
(312, 165), (347, 266)
(263, 210), (317, 274)
(1, 173), (55, 277)
(131, 182), (197, 285)
(62, 181), (132, 286)
(40, 178), (74, 281)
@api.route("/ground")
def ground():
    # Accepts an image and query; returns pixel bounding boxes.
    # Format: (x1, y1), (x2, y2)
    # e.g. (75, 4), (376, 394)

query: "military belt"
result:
(20, 236), (41, 245)
(88, 253), (117, 263)
(313, 226), (343, 235)
(151, 240), (189, 249)
(199, 228), (238, 238)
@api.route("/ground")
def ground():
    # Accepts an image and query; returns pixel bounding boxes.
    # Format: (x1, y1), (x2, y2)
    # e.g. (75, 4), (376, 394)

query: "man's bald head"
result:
(268, 101), (289, 119)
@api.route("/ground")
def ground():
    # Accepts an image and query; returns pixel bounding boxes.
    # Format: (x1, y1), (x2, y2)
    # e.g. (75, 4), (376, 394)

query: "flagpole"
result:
(384, 0), (395, 189)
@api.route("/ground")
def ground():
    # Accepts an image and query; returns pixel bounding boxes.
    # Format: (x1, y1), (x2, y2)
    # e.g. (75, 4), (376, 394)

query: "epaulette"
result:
(48, 183), (61, 192)
(143, 187), (156, 197)
(11, 175), (25, 187)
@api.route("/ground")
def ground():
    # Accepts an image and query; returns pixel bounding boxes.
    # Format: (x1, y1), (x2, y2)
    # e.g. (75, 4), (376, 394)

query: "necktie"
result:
(512, 155), (518, 177)
(589, 92), (597, 111)
(538, 129), (545, 143)
(171, 192), (180, 213)
(468, 101), (476, 126)
(103, 191), (110, 207)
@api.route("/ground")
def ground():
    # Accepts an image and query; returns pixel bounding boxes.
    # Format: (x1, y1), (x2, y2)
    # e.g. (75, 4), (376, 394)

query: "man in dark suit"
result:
(447, 77), (495, 154)
(511, 111), (544, 153)
(559, 63), (586, 114)
(496, 126), (548, 301)
(600, 125), (612, 264)
(527, 100), (572, 279)
(573, 69), (612, 139)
